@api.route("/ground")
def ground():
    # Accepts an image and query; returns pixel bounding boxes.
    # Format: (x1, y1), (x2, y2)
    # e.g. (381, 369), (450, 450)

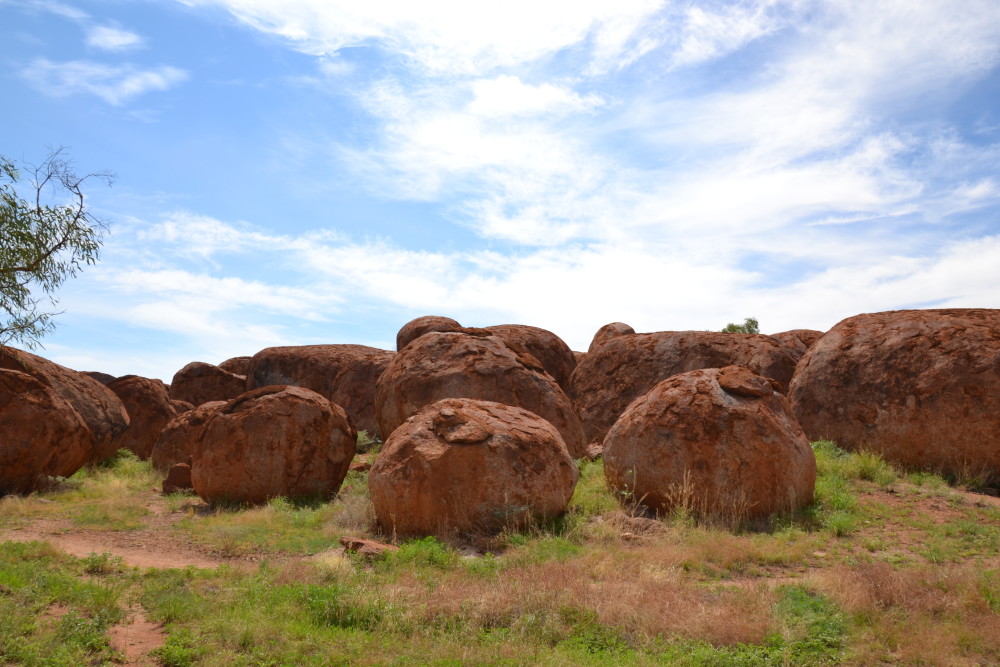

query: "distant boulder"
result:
(769, 329), (824, 362)
(150, 401), (225, 473)
(107, 375), (183, 460)
(169, 361), (246, 407)
(82, 371), (116, 385)
(218, 356), (251, 376)
(789, 309), (1000, 482)
(484, 324), (577, 390)
(588, 322), (635, 354)
(369, 398), (579, 538)
(396, 315), (464, 351)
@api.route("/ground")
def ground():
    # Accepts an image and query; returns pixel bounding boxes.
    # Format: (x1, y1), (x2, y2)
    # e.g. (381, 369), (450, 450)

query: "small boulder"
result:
(169, 362), (246, 407)
(376, 332), (587, 457)
(82, 371), (116, 385)
(789, 309), (1000, 481)
(150, 401), (225, 473)
(339, 536), (399, 559)
(369, 398), (579, 538)
(191, 386), (356, 504)
(218, 356), (251, 376)
(162, 462), (193, 494)
(107, 375), (183, 459)
(485, 324), (577, 390)
(588, 322), (636, 353)
(246, 344), (394, 437)
(569, 331), (798, 446)
(396, 315), (464, 351)
(769, 329), (824, 362)
(603, 366), (815, 522)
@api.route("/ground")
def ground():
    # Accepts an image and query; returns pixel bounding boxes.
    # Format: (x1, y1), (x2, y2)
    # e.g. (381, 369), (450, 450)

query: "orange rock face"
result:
(190, 386), (356, 504)
(375, 332), (587, 457)
(150, 401), (225, 473)
(369, 398), (579, 538)
(789, 309), (1000, 481)
(604, 366), (815, 521)
(569, 331), (798, 446)
(588, 322), (635, 354)
(107, 375), (183, 460)
(246, 344), (394, 437)
(169, 362), (246, 407)
(0, 369), (93, 493)
(0, 346), (129, 464)
(485, 324), (577, 390)
(396, 315), (463, 351)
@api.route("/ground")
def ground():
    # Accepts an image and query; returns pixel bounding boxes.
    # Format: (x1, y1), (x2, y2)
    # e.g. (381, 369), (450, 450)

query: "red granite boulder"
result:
(218, 356), (251, 376)
(107, 375), (183, 460)
(789, 309), (1000, 481)
(169, 361), (246, 407)
(376, 332), (587, 457)
(0, 346), (128, 463)
(604, 366), (815, 522)
(246, 344), (394, 437)
(769, 329), (824, 362)
(569, 331), (798, 446)
(150, 401), (225, 473)
(485, 324), (577, 390)
(396, 315), (464, 351)
(162, 462), (193, 494)
(0, 369), (93, 493)
(191, 386), (356, 504)
(369, 398), (579, 537)
(588, 322), (635, 353)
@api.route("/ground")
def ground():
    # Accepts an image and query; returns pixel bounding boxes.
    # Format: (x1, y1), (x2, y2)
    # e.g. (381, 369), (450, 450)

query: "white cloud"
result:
(86, 24), (144, 51)
(468, 76), (605, 118)
(21, 58), (188, 105)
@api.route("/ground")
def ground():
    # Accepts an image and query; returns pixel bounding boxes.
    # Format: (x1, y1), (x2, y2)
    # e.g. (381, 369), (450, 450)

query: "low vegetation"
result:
(1, 442), (998, 665)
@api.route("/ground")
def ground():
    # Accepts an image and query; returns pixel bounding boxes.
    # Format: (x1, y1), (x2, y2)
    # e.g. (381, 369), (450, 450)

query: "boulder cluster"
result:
(2, 308), (997, 538)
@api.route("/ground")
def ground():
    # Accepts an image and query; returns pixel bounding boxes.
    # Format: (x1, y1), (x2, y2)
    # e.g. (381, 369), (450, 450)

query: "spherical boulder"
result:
(0, 369), (93, 493)
(588, 322), (635, 353)
(396, 315), (464, 351)
(604, 366), (815, 522)
(107, 375), (183, 459)
(376, 332), (587, 457)
(789, 309), (1000, 481)
(0, 346), (128, 464)
(150, 401), (225, 473)
(569, 331), (798, 446)
(169, 361), (246, 407)
(369, 398), (579, 538)
(485, 324), (577, 390)
(246, 344), (394, 437)
(190, 386), (356, 504)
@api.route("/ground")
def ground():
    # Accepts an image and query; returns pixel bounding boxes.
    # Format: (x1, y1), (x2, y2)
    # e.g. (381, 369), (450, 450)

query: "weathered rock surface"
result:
(218, 356), (251, 376)
(376, 332), (587, 457)
(169, 362), (246, 407)
(150, 401), (225, 473)
(0, 346), (129, 463)
(770, 329), (824, 362)
(0, 369), (93, 493)
(191, 386), (356, 504)
(569, 331), (798, 446)
(107, 375), (182, 460)
(396, 315), (464, 351)
(588, 322), (635, 353)
(162, 462), (193, 494)
(247, 344), (394, 437)
(369, 398), (579, 537)
(604, 366), (815, 521)
(789, 309), (1000, 481)
(485, 324), (577, 390)
(82, 371), (116, 385)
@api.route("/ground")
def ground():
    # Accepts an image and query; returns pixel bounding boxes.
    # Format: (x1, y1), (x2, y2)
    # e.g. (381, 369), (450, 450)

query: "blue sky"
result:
(2, 0), (999, 381)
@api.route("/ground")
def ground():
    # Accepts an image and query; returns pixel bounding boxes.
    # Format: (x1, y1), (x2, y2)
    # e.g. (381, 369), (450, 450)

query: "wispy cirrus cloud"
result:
(86, 24), (144, 51)
(21, 58), (187, 105)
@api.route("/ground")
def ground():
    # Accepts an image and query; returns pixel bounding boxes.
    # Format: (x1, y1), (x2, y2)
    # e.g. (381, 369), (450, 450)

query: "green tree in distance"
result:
(721, 316), (760, 334)
(1, 148), (113, 349)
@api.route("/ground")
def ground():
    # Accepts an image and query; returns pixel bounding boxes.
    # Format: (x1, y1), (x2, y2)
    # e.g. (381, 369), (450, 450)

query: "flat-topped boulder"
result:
(376, 332), (587, 457)
(246, 344), (394, 437)
(169, 361), (246, 407)
(369, 398), (579, 538)
(569, 331), (798, 446)
(789, 309), (1000, 482)
(604, 366), (815, 522)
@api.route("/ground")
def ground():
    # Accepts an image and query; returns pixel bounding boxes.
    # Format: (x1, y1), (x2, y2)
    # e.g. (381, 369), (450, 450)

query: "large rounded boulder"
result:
(169, 361), (246, 407)
(396, 315), (464, 351)
(604, 366), (816, 522)
(190, 386), (356, 504)
(484, 324), (577, 390)
(789, 309), (1000, 481)
(588, 322), (635, 353)
(246, 344), (394, 437)
(376, 332), (587, 457)
(369, 398), (579, 538)
(0, 369), (93, 493)
(0, 346), (128, 463)
(107, 375), (186, 460)
(569, 331), (798, 446)
(150, 401), (225, 473)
